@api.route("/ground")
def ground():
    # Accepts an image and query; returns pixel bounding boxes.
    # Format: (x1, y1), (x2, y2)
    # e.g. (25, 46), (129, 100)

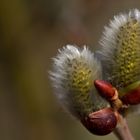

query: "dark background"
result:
(0, 0), (140, 139)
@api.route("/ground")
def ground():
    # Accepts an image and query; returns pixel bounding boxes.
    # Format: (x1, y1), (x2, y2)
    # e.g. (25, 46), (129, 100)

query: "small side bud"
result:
(81, 108), (118, 135)
(119, 81), (140, 105)
(121, 86), (140, 105)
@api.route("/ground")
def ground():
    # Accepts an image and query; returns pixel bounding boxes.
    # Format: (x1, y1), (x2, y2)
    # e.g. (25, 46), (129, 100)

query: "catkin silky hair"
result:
(49, 45), (117, 135)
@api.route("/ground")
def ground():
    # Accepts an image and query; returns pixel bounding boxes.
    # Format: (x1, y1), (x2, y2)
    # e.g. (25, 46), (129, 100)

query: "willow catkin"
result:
(50, 45), (109, 119)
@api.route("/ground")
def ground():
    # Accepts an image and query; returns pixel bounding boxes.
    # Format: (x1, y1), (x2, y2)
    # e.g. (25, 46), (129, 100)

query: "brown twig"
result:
(113, 114), (134, 140)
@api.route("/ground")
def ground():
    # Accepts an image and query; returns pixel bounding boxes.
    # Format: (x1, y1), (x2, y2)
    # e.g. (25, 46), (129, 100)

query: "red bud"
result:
(94, 80), (115, 100)
(81, 108), (117, 135)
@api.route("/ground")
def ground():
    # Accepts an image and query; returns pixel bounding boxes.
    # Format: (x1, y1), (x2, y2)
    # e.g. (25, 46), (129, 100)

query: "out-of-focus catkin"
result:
(98, 9), (140, 103)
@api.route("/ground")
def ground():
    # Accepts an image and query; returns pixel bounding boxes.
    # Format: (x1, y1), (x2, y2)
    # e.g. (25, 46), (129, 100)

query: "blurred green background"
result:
(0, 0), (140, 140)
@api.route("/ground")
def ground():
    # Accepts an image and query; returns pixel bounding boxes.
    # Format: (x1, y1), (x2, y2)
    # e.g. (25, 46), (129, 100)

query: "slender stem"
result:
(113, 114), (134, 140)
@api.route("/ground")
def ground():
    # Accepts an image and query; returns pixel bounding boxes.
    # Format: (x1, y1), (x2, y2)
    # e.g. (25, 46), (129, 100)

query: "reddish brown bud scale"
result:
(121, 86), (140, 105)
(94, 80), (115, 100)
(81, 108), (117, 135)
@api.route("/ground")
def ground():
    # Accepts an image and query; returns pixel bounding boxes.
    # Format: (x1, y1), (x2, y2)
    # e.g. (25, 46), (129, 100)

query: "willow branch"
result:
(113, 114), (134, 140)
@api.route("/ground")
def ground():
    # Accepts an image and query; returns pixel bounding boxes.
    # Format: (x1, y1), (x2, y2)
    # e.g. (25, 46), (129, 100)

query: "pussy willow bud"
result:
(81, 108), (117, 135)
(94, 80), (115, 100)
(50, 45), (117, 135)
(94, 80), (123, 110)
(98, 9), (140, 105)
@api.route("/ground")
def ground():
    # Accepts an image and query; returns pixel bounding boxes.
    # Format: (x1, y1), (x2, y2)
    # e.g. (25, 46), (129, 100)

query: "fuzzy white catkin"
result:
(50, 45), (109, 118)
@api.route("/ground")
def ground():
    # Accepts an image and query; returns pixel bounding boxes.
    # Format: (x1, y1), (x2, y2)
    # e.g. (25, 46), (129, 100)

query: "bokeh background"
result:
(0, 0), (140, 140)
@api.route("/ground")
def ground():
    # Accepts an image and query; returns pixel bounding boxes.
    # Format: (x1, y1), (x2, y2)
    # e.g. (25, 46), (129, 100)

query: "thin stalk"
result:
(113, 114), (134, 140)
